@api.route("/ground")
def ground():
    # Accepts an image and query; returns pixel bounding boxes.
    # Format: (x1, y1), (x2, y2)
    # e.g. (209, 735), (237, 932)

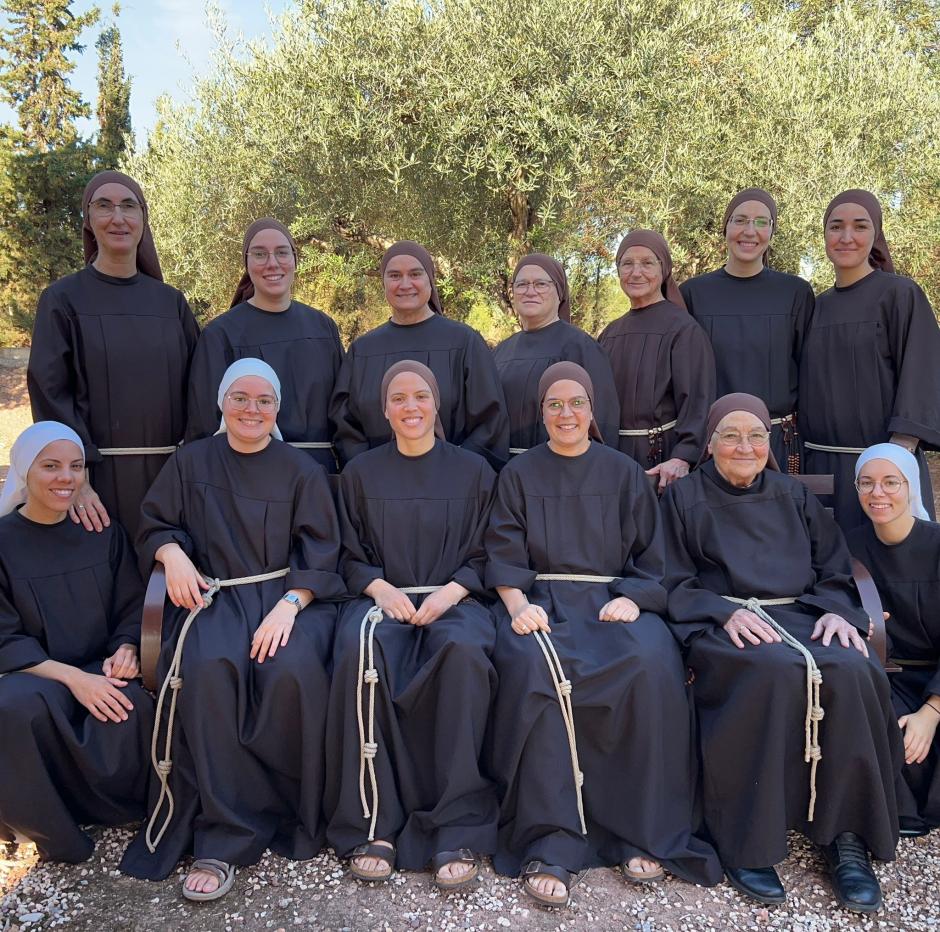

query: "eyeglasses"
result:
(89, 198), (142, 219)
(729, 215), (772, 230)
(714, 429), (771, 447)
(855, 477), (907, 495)
(224, 392), (279, 412)
(247, 248), (294, 265)
(618, 259), (660, 273)
(544, 397), (590, 414)
(511, 279), (555, 294)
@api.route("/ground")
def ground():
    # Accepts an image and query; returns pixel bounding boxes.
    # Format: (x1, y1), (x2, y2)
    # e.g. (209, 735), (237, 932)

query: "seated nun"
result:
(0, 422), (153, 862)
(484, 361), (721, 907)
(847, 444), (940, 837)
(325, 360), (499, 890)
(119, 358), (345, 902)
(661, 393), (903, 913)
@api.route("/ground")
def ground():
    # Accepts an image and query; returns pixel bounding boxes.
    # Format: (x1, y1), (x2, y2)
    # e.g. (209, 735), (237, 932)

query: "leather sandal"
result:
(522, 860), (578, 907)
(430, 848), (479, 891)
(348, 842), (396, 882)
(181, 858), (235, 902)
(621, 857), (665, 884)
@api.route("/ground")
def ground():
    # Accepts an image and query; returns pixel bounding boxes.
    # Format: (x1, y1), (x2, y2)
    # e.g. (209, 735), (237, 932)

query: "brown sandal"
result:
(622, 857), (664, 884)
(522, 860), (578, 907)
(348, 842), (396, 882)
(430, 848), (479, 891)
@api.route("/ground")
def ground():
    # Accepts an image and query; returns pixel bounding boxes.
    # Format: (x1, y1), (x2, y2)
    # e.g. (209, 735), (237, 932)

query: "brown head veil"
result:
(722, 187), (778, 268)
(230, 218), (298, 308)
(511, 253), (570, 322)
(615, 230), (687, 310)
(82, 170), (163, 281)
(696, 392), (780, 471)
(380, 359), (446, 440)
(537, 360), (604, 443)
(380, 241), (443, 315)
(823, 189), (894, 273)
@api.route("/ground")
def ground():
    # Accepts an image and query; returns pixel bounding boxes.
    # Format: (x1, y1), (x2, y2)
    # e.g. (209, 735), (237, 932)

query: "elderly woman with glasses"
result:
(661, 393), (903, 914)
(492, 253), (620, 455)
(599, 230), (715, 492)
(119, 358), (344, 902)
(28, 170), (199, 540)
(847, 444), (940, 837)
(680, 188), (815, 473)
(186, 218), (344, 473)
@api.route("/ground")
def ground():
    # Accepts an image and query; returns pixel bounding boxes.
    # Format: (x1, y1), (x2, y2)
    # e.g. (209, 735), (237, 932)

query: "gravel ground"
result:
(3, 356), (940, 932)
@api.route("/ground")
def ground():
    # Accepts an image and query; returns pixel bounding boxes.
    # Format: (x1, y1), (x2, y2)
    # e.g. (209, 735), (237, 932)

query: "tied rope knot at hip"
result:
(724, 594), (824, 822)
(144, 566), (291, 853)
(528, 573), (620, 836)
(355, 585), (443, 842)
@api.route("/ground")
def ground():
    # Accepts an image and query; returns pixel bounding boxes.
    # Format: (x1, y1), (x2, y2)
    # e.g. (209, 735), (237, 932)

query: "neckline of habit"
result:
(391, 437), (440, 461)
(386, 314), (439, 330)
(519, 318), (564, 336)
(221, 433), (277, 457)
(833, 268), (883, 294)
(719, 266), (770, 284)
(13, 506), (70, 528)
(701, 458), (767, 496)
(543, 439), (596, 461)
(626, 298), (670, 314)
(87, 264), (140, 286)
(869, 515), (927, 550)
(245, 298), (295, 315)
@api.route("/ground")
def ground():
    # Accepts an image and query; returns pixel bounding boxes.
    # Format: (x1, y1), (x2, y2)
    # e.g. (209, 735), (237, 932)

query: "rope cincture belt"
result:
(144, 566), (291, 853)
(617, 418), (678, 437)
(508, 448), (528, 456)
(532, 573), (618, 835)
(804, 441), (866, 455)
(722, 595), (824, 821)
(288, 442), (335, 450)
(356, 584), (442, 841)
(99, 445), (178, 456)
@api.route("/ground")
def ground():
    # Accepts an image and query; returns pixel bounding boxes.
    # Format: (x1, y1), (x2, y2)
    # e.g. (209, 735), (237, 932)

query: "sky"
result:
(0, 0), (292, 144)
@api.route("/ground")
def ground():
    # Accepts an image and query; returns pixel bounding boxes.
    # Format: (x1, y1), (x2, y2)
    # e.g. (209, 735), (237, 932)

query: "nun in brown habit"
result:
(185, 218), (344, 473)
(799, 189), (940, 531)
(661, 392), (903, 912)
(484, 361), (720, 907)
(27, 170), (200, 540)
(598, 230), (715, 492)
(329, 240), (510, 470)
(680, 188), (815, 472)
(325, 360), (500, 889)
(493, 253), (621, 452)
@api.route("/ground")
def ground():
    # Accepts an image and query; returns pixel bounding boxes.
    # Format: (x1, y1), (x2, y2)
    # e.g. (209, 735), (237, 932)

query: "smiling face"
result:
(511, 263), (561, 331)
(542, 378), (592, 454)
(725, 198), (773, 272)
(221, 375), (279, 448)
(384, 371), (438, 443)
(617, 245), (664, 309)
(708, 411), (770, 488)
(383, 254), (433, 318)
(87, 181), (143, 263)
(246, 228), (296, 307)
(825, 202), (876, 281)
(24, 440), (85, 522)
(856, 457), (913, 530)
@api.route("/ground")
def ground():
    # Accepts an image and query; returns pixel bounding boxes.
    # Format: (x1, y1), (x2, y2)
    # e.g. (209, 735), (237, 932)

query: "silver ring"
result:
(77, 504), (86, 511)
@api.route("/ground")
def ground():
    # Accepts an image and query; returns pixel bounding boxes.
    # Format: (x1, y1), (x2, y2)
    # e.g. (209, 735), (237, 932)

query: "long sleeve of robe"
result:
(185, 301), (344, 472)
(598, 300), (715, 465)
(329, 314), (510, 470)
(492, 319), (621, 450)
(27, 266), (200, 538)
(0, 512), (153, 862)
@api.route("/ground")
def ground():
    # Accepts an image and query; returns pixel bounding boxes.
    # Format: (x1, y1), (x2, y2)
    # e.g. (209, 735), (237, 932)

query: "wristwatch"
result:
(281, 592), (303, 613)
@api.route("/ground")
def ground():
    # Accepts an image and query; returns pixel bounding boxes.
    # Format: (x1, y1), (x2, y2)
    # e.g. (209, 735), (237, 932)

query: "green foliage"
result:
(95, 3), (132, 168)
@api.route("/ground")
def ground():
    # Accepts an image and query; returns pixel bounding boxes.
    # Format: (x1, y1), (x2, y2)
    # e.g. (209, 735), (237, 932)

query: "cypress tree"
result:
(95, 3), (132, 167)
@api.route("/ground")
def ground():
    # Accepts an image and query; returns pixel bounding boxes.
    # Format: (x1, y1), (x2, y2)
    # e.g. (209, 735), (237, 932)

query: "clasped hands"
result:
(364, 578), (469, 626)
(511, 596), (640, 635)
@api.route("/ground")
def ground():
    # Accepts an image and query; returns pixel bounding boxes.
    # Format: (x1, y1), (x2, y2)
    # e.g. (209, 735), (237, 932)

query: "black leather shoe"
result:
(821, 832), (882, 913)
(724, 865), (786, 905)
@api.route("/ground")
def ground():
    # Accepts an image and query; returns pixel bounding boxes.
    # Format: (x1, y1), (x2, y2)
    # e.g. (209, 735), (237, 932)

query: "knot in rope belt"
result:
(722, 595), (824, 821)
(356, 585), (442, 841)
(529, 573), (619, 835)
(617, 418), (678, 437)
(144, 566), (290, 853)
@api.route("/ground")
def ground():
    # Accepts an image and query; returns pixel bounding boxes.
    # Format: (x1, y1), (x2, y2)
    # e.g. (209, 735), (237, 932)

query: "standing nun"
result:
(28, 170), (199, 540)
(599, 231), (715, 492)
(493, 253), (620, 453)
(330, 240), (509, 470)
(485, 361), (720, 907)
(799, 189), (940, 530)
(325, 360), (499, 889)
(0, 422), (153, 863)
(680, 188), (814, 472)
(186, 218), (344, 473)
(847, 444), (940, 836)
(120, 358), (345, 901)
